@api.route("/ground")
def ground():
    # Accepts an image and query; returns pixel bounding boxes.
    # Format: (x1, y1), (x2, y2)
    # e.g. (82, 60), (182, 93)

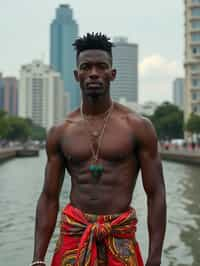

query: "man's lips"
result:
(86, 82), (102, 88)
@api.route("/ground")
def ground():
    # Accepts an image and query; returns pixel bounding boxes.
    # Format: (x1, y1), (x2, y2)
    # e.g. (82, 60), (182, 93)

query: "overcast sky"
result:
(0, 0), (184, 103)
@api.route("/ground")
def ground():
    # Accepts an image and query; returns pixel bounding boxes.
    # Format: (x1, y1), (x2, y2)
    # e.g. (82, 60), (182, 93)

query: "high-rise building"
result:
(184, 0), (200, 119)
(3, 77), (18, 115)
(50, 4), (80, 111)
(18, 60), (66, 130)
(110, 37), (138, 103)
(173, 78), (184, 110)
(0, 73), (18, 115)
(0, 73), (4, 110)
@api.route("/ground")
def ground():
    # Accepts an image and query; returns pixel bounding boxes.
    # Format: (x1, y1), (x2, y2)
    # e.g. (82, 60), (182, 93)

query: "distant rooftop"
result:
(60, 4), (70, 8)
(112, 36), (137, 47)
(113, 37), (128, 43)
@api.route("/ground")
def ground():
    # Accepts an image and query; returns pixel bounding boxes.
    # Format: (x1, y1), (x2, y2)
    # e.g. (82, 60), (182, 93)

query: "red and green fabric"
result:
(51, 204), (144, 266)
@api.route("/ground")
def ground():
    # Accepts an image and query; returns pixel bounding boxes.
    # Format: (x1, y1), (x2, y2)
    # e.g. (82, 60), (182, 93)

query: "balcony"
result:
(184, 58), (200, 66)
(191, 68), (200, 75)
(190, 41), (200, 46)
(190, 28), (200, 33)
(189, 16), (200, 21)
(191, 70), (200, 76)
(191, 99), (200, 104)
(189, 4), (200, 8)
(190, 86), (200, 91)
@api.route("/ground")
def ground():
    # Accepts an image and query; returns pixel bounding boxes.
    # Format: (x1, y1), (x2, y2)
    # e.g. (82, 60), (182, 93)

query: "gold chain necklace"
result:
(80, 102), (114, 178)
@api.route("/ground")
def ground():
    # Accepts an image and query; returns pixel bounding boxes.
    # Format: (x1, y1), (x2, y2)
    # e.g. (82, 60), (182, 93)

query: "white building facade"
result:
(18, 60), (67, 130)
(111, 37), (138, 103)
(184, 0), (200, 120)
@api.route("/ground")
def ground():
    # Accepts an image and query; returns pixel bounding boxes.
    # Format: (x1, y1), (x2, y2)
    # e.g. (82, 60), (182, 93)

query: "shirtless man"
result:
(32, 33), (166, 266)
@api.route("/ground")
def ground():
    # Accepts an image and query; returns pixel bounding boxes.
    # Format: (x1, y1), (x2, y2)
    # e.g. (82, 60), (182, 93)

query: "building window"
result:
(192, 7), (200, 16)
(192, 32), (200, 41)
(193, 47), (197, 54)
(192, 105), (198, 112)
(192, 46), (200, 54)
(191, 64), (200, 71)
(192, 92), (197, 100)
(192, 21), (200, 29)
(192, 79), (200, 87)
(192, 0), (200, 4)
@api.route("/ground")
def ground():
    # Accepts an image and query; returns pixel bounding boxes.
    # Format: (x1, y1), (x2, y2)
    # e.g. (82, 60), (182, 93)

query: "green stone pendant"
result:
(89, 164), (104, 177)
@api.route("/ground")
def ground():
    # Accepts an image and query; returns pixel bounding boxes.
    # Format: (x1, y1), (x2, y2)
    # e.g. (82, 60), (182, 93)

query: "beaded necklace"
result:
(80, 102), (114, 178)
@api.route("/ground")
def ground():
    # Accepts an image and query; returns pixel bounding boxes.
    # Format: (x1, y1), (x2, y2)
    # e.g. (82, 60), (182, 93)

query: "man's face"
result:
(74, 49), (116, 98)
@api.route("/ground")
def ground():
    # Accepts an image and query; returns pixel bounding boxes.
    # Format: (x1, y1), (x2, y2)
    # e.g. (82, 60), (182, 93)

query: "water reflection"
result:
(180, 165), (200, 266)
(163, 162), (200, 266)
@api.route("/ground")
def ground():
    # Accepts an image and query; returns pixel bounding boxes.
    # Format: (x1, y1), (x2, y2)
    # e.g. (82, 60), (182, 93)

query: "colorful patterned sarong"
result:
(51, 204), (144, 266)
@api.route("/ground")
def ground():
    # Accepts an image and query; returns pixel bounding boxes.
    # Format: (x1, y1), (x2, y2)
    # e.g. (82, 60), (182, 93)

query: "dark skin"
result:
(33, 49), (166, 266)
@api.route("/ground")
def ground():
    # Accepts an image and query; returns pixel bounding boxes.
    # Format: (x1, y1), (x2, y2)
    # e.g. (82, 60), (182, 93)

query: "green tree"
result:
(0, 110), (9, 138)
(30, 124), (46, 140)
(185, 113), (200, 134)
(150, 102), (184, 140)
(6, 116), (31, 141)
(0, 110), (7, 119)
(24, 118), (46, 140)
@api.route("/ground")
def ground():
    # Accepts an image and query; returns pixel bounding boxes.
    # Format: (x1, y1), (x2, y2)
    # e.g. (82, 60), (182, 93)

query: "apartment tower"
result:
(185, 0), (200, 119)
(18, 60), (66, 130)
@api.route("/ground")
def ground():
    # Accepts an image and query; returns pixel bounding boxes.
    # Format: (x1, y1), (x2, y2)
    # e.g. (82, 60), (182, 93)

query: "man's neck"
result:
(81, 96), (113, 116)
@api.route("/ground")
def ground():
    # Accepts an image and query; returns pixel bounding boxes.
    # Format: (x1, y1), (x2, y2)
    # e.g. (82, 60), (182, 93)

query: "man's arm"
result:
(137, 118), (166, 266)
(32, 126), (65, 263)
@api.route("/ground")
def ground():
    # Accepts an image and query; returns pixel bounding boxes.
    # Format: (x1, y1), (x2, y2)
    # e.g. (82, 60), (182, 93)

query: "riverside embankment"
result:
(0, 147), (39, 162)
(2, 146), (200, 165)
(160, 148), (200, 166)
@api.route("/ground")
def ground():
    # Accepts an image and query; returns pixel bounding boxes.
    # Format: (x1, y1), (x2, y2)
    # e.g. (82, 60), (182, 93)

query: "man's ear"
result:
(74, 70), (79, 82)
(110, 69), (116, 81)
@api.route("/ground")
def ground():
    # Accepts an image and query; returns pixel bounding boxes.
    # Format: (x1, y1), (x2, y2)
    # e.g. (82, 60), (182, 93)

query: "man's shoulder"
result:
(65, 107), (82, 123)
(47, 108), (81, 142)
(115, 102), (157, 142)
(114, 102), (150, 128)
(49, 108), (81, 134)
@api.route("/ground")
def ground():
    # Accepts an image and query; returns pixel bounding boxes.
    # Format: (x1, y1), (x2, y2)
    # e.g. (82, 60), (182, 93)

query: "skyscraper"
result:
(110, 37), (138, 103)
(184, 0), (200, 119)
(18, 60), (66, 130)
(0, 73), (18, 116)
(0, 73), (4, 110)
(173, 78), (184, 111)
(50, 4), (80, 111)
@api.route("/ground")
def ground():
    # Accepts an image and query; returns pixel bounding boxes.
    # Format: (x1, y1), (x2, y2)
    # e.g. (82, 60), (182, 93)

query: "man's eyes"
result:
(98, 63), (108, 69)
(80, 63), (109, 70)
(80, 64), (90, 70)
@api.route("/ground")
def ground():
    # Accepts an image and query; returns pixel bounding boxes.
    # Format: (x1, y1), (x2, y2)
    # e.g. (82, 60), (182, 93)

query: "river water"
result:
(0, 150), (200, 266)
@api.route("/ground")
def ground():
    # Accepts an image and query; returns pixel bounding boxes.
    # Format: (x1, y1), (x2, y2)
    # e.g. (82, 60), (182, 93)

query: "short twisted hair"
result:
(73, 32), (114, 60)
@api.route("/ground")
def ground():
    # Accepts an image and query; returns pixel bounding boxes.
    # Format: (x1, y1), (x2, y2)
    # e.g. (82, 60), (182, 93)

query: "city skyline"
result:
(0, 0), (183, 103)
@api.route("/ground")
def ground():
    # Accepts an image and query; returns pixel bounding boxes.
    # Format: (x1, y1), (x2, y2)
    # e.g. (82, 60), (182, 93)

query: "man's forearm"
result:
(146, 190), (166, 266)
(33, 192), (59, 261)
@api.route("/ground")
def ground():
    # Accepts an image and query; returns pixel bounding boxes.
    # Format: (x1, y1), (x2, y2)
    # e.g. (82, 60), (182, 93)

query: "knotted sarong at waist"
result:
(51, 204), (144, 266)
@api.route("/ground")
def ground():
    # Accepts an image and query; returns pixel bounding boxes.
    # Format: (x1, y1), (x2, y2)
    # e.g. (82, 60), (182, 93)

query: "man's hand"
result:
(146, 258), (161, 266)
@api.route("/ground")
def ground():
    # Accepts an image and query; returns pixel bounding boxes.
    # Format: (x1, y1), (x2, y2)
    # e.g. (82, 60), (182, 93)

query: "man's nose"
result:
(89, 67), (99, 78)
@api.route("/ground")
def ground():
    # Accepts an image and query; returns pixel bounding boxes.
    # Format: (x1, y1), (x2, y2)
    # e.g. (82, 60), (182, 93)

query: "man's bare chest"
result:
(60, 118), (137, 162)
